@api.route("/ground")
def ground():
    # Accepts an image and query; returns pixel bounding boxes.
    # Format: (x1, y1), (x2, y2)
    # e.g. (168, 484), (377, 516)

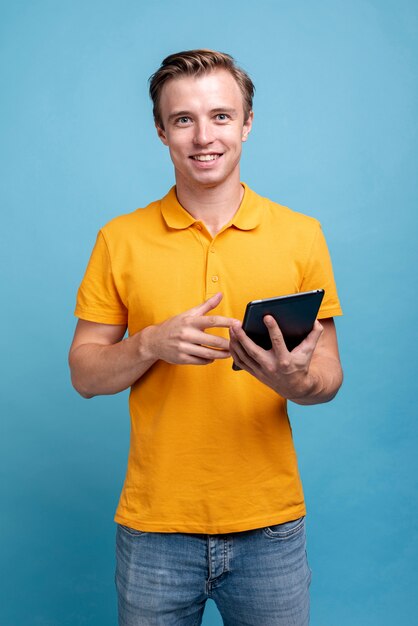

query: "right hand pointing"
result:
(142, 292), (238, 365)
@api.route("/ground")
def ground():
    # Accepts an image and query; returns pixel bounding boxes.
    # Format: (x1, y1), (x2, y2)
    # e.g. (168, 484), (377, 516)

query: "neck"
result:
(175, 172), (244, 236)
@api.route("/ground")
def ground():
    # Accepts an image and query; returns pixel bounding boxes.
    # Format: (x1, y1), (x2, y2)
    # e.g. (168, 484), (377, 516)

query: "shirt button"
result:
(211, 275), (219, 282)
(210, 248), (215, 253)
(196, 224), (202, 230)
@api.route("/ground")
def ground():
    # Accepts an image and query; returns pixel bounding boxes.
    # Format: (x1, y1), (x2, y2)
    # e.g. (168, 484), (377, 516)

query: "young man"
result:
(69, 50), (343, 626)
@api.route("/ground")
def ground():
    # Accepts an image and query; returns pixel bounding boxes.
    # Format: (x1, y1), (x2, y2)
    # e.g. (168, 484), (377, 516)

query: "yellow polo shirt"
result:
(75, 183), (342, 534)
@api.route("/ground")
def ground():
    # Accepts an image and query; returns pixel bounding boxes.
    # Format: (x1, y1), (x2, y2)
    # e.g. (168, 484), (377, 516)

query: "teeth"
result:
(192, 154), (220, 161)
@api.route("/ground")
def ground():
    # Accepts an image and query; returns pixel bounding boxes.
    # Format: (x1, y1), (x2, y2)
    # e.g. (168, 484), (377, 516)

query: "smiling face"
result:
(156, 69), (253, 192)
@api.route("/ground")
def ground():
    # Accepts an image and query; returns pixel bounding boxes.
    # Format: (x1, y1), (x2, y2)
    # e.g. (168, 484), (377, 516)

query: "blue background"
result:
(1, 0), (417, 624)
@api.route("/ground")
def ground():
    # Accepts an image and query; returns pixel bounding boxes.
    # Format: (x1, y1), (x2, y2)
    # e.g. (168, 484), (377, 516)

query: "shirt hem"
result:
(114, 506), (307, 534)
(74, 308), (128, 325)
(318, 307), (343, 318)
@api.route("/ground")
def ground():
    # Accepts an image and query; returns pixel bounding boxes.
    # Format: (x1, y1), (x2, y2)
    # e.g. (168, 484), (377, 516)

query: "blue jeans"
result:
(115, 517), (311, 625)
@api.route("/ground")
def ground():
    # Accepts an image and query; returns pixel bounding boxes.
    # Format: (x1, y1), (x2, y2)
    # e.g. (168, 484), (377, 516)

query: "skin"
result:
(69, 69), (342, 403)
(70, 293), (235, 398)
(229, 317), (342, 405)
(156, 69), (253, 235)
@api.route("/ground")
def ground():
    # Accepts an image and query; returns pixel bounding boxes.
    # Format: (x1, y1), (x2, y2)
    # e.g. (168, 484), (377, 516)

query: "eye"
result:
(176, 116), (191, 125)
(215, 113), (229, 121)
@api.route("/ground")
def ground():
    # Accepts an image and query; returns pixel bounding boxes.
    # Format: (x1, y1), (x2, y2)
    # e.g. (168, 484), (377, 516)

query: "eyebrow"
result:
(167, 107), (238, 123)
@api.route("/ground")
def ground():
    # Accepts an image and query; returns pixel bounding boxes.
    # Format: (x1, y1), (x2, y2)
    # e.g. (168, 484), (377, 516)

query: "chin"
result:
(191, 166), (234, 184)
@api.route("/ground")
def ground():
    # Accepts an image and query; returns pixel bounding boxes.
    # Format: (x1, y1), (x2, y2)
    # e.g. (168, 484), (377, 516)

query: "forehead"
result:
(159, 69), (244, 118)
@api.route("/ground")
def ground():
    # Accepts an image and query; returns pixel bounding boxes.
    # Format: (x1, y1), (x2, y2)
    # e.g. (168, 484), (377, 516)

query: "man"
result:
(69, 49), (343, 626)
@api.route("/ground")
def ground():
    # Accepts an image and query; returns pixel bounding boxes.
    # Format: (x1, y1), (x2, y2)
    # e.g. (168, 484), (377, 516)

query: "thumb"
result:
(264, 315), (288, 354)
(188, 292), (223, 316)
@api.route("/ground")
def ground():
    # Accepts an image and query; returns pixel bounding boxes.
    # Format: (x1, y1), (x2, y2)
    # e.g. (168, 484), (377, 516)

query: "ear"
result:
(241, 110), (254, 142)
(156, 122), (168, 146)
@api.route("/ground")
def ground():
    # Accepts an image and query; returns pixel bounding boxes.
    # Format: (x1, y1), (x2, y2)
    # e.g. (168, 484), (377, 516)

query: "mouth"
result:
(189, 153), (223, 162)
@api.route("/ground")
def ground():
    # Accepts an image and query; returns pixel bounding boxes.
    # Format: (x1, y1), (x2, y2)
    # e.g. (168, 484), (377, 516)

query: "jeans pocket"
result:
(262, 516), (305, 539)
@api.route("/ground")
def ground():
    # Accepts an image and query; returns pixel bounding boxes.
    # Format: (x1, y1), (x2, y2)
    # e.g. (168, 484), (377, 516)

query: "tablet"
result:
(232, 289), (324, 370)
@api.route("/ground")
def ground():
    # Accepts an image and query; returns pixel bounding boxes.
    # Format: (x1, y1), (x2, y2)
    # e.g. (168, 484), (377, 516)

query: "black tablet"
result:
(232, 289), (324, 370)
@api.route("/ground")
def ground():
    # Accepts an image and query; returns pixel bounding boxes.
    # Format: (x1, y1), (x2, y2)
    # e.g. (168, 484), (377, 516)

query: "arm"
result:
(69, 292), (237, 399)
(229, 317), (343, 405)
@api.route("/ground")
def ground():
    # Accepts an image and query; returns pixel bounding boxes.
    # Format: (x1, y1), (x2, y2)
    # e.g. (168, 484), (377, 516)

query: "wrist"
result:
(287, 371), (319, 402)
(134, 325), (159, 364)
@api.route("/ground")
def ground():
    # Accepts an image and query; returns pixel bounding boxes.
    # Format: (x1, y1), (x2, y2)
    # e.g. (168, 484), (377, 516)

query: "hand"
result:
(143, 292), (239, 366)
(229, 315), (324, 399)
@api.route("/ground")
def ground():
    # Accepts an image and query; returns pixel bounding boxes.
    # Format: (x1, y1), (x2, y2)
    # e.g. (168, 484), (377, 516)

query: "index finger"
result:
(187, 292), (223, 316)
(295, 319), (324, 355)
(194, 315), (239, 330)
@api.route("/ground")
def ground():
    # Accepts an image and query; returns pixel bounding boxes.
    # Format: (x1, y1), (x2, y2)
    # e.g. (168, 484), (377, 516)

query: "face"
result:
(156, 70), (253, 190)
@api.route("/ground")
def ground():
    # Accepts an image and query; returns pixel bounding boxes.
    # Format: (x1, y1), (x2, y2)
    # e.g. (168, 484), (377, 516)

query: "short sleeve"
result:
(74, 231), (128, 325)
(300, 223), (343, 318)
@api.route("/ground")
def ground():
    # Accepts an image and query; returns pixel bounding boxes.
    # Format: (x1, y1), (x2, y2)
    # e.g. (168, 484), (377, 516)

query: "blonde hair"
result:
(149, 49), (255, 128)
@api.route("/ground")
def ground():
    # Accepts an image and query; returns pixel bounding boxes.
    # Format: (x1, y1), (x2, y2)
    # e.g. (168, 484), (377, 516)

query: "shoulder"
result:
(246, 185), (321, 233)
(101, 198), (161, 235)
(266, 194), (319, 228)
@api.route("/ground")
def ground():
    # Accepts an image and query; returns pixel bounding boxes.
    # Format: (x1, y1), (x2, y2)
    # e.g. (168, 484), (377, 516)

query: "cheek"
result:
(168, 142), (190, 169)
(166, 133), (191, 153)
(226, 129), (246, 147)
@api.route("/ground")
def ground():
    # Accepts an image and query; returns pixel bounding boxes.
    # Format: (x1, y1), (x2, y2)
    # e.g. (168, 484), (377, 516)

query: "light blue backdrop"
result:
(1, 1), (417, 624)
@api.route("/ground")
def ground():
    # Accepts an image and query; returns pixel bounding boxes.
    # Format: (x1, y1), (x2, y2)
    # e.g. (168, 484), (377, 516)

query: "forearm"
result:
(70, 327), (157, 398)
(288, 355), (343, 406)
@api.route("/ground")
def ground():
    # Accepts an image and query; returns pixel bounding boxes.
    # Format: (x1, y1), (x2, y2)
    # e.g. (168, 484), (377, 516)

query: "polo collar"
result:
(160, 183), (264, 231)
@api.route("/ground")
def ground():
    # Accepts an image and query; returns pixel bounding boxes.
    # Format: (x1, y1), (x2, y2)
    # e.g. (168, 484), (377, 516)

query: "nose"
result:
(193, 120), (214, 146)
